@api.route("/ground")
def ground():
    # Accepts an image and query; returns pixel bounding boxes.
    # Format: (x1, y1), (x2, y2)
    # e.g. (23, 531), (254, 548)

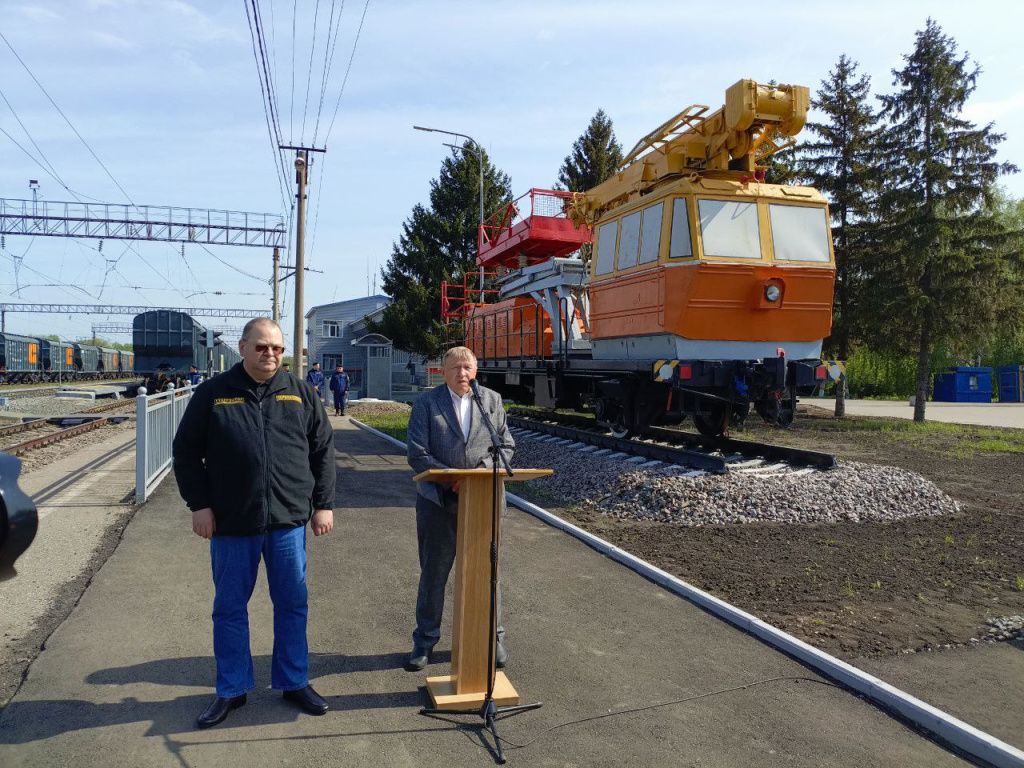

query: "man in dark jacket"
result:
(328, 365), (350, 416)
(173, 317), (336, 729)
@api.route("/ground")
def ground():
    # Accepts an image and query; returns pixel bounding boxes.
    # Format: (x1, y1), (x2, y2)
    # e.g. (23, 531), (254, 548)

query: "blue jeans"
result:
(413, 494), (503, 652)
(210, 526), (308, 697)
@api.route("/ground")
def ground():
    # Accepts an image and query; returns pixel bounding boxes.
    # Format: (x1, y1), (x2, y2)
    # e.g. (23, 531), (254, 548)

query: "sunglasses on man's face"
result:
(253, 343), (285, 355)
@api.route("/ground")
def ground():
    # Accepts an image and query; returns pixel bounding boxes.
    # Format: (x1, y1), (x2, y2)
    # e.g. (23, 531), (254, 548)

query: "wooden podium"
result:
(413, 467), (552, 710)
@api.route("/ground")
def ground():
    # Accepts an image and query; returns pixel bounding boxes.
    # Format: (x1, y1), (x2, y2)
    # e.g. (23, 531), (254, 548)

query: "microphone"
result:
(469, 378), (482, 401)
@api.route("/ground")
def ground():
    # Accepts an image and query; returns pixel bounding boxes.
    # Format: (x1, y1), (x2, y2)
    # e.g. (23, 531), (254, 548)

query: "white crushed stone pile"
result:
(512, 436), (960, 526)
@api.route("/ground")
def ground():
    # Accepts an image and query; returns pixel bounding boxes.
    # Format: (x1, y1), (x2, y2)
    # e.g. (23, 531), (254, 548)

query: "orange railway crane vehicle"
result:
(455, 80), (834, 437)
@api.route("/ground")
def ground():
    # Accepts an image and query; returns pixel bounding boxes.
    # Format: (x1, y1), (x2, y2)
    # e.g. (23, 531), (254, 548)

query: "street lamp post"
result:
(413, 125), (486, 294)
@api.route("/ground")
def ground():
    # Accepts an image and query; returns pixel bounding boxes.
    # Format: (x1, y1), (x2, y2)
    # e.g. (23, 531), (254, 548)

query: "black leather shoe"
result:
(196, 694), (246, 729)
(405, 648), (430, 671)
(283, 685), (328, 716)
(495, 641), (508, 669)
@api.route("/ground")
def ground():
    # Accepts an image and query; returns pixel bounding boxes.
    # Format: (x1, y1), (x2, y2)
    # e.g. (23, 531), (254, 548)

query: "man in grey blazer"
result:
(405, 346), (514, 671)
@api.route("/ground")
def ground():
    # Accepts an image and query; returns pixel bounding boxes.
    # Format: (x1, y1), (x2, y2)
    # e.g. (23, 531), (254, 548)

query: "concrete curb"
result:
(350, 417), (1024, 768)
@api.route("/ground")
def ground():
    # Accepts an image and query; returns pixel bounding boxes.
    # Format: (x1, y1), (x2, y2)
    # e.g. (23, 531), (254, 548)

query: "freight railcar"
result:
(448, 79), (834, 437)
(132, 310), (239, 376)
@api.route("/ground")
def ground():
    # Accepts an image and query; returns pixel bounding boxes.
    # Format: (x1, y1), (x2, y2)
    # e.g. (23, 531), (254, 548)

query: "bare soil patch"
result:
(533, 408), (1024, 659)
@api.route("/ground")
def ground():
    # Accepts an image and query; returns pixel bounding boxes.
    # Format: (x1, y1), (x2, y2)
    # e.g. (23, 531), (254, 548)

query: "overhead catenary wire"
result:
(0, 29), (136, 207)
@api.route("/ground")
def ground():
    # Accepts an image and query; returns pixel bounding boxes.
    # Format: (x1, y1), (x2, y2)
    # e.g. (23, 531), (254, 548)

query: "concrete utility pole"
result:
(293, 152), (307, 378)
(279, 143), (326, 378)
(272, 246), (280, 323)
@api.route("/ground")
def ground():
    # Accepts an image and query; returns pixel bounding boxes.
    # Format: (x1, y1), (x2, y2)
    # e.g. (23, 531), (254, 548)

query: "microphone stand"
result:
(420, 383), (542, 764)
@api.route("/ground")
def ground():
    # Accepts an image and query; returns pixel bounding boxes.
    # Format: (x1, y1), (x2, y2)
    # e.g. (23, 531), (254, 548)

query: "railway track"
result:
(507, 410), (837, 475)
(2, 418), (115, 457)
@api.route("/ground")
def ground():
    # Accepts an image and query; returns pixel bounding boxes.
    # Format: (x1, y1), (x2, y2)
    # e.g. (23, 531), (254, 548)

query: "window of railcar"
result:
(638, 203), (663, 264)
(594, 219), (618, 276)
(769, 204), (832, 263)
(616, 210), (642, 270)
(669, 198), (693, 259)
(697, 199), (761, 259)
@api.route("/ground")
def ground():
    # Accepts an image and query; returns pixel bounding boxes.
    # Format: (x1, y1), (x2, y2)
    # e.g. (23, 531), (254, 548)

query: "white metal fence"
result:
(135, 383), (194, 503)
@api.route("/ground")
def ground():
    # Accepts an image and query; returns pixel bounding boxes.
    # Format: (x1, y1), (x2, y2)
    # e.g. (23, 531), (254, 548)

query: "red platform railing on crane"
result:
(476, 188), (592, 269)
(440, 271), (501, 322)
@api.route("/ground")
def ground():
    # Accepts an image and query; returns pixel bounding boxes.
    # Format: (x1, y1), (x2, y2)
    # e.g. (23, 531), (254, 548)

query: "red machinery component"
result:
(440, 271), (501, 321)
(477, 188), (592, 269)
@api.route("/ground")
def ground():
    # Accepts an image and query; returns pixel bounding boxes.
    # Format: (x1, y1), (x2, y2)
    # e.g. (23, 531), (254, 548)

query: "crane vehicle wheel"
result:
(693, 404), (728, 437)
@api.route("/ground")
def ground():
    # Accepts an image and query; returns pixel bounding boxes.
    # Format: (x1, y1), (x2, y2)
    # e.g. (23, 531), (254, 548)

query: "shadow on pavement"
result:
(83, 651), (449, 689)
(0, 688), (431, 744)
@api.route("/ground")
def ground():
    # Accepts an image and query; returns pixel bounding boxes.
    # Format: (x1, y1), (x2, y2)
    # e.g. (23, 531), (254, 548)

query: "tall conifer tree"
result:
(556, 109), (623, 192)
(802, 55), (880, 362)
(372, 144), (512, 357)
(871, 19), (1016, 420)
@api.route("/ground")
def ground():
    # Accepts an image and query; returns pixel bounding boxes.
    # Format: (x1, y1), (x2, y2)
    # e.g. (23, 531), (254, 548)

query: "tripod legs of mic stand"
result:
(421, 698), (543, 765)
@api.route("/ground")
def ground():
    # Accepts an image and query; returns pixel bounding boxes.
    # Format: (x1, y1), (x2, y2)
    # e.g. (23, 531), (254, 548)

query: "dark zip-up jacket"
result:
(173, 363), (336, 535)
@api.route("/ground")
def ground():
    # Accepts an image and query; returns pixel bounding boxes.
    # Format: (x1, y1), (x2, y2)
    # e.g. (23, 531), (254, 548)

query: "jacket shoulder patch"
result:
(276, 394), (302, 403)
(214, 397), (246, 406)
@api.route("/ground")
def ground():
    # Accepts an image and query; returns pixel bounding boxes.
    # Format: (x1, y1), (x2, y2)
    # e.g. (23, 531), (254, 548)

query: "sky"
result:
(1, 0), (1022, 344)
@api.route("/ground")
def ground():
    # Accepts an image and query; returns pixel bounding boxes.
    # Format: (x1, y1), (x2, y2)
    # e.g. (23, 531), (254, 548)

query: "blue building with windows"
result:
(306, 295), (439, 400)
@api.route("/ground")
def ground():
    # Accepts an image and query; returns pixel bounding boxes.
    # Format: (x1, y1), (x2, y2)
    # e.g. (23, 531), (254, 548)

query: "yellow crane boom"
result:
(570, 79), (810, 224)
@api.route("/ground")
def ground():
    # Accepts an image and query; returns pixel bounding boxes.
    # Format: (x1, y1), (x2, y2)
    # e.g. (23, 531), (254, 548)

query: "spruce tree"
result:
(801, 54), (881, 396)
(372, 143), (512, 357)
(556, 109), (623, 192)
(871, 19), (1017, 420)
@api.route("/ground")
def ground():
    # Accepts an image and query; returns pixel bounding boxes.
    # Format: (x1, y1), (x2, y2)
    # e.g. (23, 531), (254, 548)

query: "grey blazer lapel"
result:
(435, 385), (464, 441)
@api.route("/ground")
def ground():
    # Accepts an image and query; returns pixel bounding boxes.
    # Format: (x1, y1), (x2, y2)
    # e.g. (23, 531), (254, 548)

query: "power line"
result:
(313, 0), (344, 146)
(0, 84), (65, 186)
(300, 0), (323, 144)
(0, 29), (136, 206)
(290, 0), (297, 142)
(245, 0), (292, 213)
(323, 0), (371, 145)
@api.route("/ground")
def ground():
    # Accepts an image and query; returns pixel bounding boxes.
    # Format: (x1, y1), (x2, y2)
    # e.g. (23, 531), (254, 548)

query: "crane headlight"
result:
(764, 284), (781, 302)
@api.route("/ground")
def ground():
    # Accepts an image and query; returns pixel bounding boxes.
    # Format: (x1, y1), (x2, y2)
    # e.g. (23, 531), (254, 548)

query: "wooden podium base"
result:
(425, 672), (520, 711)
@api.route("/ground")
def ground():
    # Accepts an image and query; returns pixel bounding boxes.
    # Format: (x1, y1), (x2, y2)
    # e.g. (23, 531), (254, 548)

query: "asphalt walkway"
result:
(804, 398), (1024, 428)
(0, 420), (970, 767)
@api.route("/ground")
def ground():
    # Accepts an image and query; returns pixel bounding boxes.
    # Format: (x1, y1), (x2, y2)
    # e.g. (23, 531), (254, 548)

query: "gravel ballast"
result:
(512, 434), (961, 526)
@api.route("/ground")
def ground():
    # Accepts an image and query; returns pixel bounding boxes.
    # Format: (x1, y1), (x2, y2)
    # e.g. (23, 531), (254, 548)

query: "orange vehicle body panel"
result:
(466, 297), (552, 359)
(590, 262), (834, 342)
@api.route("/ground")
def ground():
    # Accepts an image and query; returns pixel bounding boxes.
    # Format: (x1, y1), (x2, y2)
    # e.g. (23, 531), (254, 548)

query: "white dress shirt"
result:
(447, 386), (473, 440)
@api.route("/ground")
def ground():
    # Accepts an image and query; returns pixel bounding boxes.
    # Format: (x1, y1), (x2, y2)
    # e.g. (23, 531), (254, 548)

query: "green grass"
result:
(355, 411), (410, 443)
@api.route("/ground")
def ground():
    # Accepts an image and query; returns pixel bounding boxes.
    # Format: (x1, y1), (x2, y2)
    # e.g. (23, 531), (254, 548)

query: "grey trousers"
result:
(413, 492), (504, 652)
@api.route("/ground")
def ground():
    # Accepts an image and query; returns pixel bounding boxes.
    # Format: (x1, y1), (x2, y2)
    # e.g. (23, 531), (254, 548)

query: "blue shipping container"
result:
(997, 365), (1024, 403)
(933, 367), (992, 403)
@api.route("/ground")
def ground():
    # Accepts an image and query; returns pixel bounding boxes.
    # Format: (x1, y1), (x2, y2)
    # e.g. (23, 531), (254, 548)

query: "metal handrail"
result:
(135, 382), (195, 503)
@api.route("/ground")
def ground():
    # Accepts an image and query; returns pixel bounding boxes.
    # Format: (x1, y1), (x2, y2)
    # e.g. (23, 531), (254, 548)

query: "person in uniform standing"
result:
(404, 346), (514, 671)
(328, 364), (350, 416)
(173, 317), (336, 729)
(306, 362), (325, 403)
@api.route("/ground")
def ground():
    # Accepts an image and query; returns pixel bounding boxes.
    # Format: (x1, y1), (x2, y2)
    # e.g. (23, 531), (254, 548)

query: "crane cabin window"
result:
(638, 203), (663, 264)
(697, 199), (761, 259)
(616, 210), (642, 270)
(769, 204), (832, 263)
(669, 199), (692, 258)
(595, 220), (618, 276)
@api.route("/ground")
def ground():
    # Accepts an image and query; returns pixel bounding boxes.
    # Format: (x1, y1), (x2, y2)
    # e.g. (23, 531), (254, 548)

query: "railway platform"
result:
(0, 420), (978, 766)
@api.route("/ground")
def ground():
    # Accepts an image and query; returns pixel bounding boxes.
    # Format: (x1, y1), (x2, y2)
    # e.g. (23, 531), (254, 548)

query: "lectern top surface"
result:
(413, 468), (553, 483)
